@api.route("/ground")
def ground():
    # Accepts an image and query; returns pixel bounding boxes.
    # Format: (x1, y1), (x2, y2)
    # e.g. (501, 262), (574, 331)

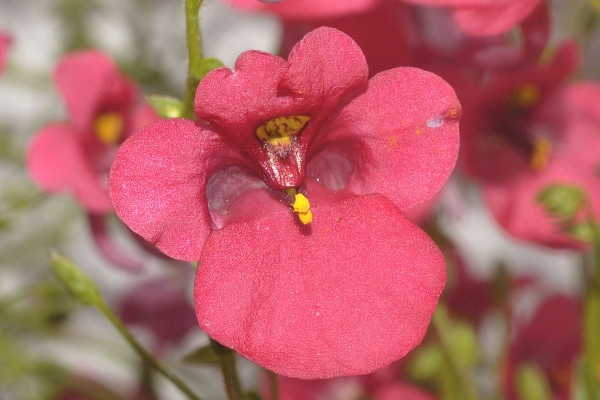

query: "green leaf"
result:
(49, 251), (100, 306)
(515, 363), (552, 400)
(198, 57), (224, 79)
(181, 344), (220, 365)
(564, 219), (596, 243)
(407, 344), (444, 382)
(537, 185), (586, 220)
(146, 95), (184, 119)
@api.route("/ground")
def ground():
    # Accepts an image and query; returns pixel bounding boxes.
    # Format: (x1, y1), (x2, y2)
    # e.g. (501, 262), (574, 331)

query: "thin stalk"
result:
(431, 307), (479, 400)
(95, 300), (203, 400)
(583, 221), (600, 400)
(267, 369), (279, 400)
(210, 338), (245, 400)
(183, 0), (205, 119)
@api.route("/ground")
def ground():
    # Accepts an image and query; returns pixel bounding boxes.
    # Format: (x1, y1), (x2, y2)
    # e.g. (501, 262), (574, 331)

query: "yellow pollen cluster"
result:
(509, 83), (541, 109)
(94, 112), (123, 145)
(530, 136), (553, 172)
(256, 115), (310, 146)
(285, 188), (312, 224)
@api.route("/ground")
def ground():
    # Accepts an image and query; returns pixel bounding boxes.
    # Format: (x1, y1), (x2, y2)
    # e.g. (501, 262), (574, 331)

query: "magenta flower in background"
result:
(222, 0), (381, 19)
(459, 42), (600, 248)
(27, 50), (161, 271)
(109, 27), (460, 378)
(0, 32), (11, 74)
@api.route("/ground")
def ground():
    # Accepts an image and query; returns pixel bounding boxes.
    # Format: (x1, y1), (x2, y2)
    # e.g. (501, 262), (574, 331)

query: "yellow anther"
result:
(509, 83), (540, 109)
(285, 189), (312, 225)
(94, 112), (123, 145)
(256, 115), (310, 147)
(530, 136), (553, 172)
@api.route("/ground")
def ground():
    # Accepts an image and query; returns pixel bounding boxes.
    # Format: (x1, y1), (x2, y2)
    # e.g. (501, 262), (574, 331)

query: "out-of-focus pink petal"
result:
(54, 50), (137, 135)
(482, 82), (600, 248)
(316, 67), (460, 211)
(119, 277), (197, 351)
(373, 383), (437, 400)
(88, 213), (144, 273)
(195, 194), (446, 379)
(222, 0), (380, 19)
(27, 123), (112, 213)
(453, 0), (542, 36)
(134, 103), (161, 131)
(109, 118), (248, 261)
(280, 1), (412, 77)
(0, 32), (11, 74)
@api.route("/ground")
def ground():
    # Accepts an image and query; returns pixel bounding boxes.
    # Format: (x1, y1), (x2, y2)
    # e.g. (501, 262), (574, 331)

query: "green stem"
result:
(183, 0), (205, 119)
(95, 300), (203, 400)
(432, 306), (479, 400)
(210, 338), (245, 400)
(583, 221), (600, 400)
(267, 369), (279, 400)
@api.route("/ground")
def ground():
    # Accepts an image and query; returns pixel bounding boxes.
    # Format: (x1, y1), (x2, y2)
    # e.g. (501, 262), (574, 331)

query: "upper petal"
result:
(453, 0), (542, 36)
(0, 32), (11, 75)
(195, 194), (446, 379)
(313, 67), (460, 211)
(108, 118), (247, 261)
(27, 123), (112, 213)
(54, 50), (138, 135)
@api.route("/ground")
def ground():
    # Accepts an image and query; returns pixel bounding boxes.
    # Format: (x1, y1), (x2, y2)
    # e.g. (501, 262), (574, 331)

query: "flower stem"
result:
(210, 338), (245, 400)
(95, 300), (203, 400)
(582, 221), (600, 400)
(183, 0), (204, 119)
(431, 306), (479, 400)
(267, 370), (279, 400)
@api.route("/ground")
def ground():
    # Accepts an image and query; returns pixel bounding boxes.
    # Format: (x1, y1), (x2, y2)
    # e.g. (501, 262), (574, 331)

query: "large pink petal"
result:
(221, 0), (380, 19)
(373, 383), (436, 400)
(54, 50), (137, 135)
(109, 118), (248, 261)
(27, 123), (112, 213)
(195, 194), (446, 379)
(314, 67), (460, 211)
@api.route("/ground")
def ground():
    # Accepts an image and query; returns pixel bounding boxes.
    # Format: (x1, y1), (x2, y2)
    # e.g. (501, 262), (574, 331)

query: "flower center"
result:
(256, 115), (310, 147)
(530, 136), (553, 172)
(285, 188), (312, 225)
(94, 112), (123, 145)
(508, 83), (540, 109)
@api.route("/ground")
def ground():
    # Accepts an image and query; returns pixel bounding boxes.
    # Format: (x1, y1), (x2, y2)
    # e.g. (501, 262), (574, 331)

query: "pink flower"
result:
(27, 50), (161, 271)
(0, 32), (11, 75)
(109, 27), (460, 378)
(402, 0), (544, 36)
(459, 42), (600, 248)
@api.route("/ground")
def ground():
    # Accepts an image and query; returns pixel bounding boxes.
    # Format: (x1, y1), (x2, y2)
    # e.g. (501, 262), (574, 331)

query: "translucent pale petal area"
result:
(195, 194), (446, 379)
(27, 123), (112, 213)
(315, 67), (460, 211)
(54, 50), (137, 135)
(109, 118), (247, 261)
(221, 0), (380, 19)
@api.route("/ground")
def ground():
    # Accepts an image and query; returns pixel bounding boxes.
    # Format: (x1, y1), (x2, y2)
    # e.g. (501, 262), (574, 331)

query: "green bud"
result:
(515, 363), (552, 400)
(451, 322), (479, 367)
(537, 184), (586, 220)
(407, 344), (444, 382)
(49, 251), (100, 306)
(146, 95), (184, 119)
(181, 344), (220, 365)
(564, 219), (595, 243)
(198, 57), (224, 79)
